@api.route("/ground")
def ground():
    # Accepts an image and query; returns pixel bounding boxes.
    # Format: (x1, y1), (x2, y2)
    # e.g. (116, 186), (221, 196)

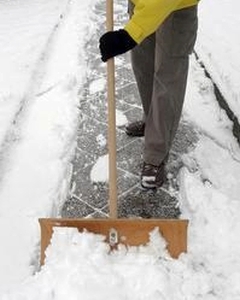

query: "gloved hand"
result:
(99, 29), (137, 62)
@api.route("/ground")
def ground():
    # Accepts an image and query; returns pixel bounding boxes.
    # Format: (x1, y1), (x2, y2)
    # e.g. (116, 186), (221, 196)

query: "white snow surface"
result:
(196, 0), (240, 123)
(0, 0), (240, 299)
(0, 0), (97, 292)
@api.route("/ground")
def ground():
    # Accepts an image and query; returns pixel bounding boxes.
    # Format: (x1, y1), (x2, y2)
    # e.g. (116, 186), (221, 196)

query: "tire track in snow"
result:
(0, 0), (96, 289)
(0, 0), (73, 178)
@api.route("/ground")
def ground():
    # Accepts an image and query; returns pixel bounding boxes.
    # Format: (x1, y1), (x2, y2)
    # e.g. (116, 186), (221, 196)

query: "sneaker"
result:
(125, 120), (145, 137)
(141, 162), (165, 189)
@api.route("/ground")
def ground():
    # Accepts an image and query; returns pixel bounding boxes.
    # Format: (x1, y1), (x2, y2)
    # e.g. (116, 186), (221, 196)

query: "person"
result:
(99, 0), (199, 189)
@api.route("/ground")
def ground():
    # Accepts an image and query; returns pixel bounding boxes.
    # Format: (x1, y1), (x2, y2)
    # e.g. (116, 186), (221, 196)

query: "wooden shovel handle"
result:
(106, 0), (117, 218)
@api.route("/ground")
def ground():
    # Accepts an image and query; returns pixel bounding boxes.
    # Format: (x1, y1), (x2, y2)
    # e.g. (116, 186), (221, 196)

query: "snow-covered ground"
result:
(0, 0), (240, 298)
(0, 0), (97, 291)
(195, 0), (240, 122)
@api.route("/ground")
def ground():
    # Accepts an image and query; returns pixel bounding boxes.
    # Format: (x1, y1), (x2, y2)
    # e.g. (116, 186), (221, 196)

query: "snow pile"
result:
(180, 167), (240, 300)
(196, 0), (240, 123)
(0, 0), (98, 291)
(3, 187), (240, 300)
(2, 227), (171, 300)
(184, 56), (240, 160)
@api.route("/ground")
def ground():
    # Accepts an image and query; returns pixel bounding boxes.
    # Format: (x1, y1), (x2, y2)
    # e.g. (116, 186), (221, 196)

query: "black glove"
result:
(99, 29), (137, 62)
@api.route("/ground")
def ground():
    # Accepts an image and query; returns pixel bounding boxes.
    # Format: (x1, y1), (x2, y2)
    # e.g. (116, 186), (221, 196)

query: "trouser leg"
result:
(129, 2), (155, 120)
(144, 6), (198, 165)
(131, 35), (155, 120)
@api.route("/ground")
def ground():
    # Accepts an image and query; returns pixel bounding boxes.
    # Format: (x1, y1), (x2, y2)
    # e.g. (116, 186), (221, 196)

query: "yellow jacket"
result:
(124, 0), (199, 43)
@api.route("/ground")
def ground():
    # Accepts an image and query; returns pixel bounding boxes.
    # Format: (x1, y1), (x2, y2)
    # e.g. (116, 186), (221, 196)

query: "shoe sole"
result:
(141, 183), (157, 190)
(141, 177), (164, 189)
(141, 181), (164, 189)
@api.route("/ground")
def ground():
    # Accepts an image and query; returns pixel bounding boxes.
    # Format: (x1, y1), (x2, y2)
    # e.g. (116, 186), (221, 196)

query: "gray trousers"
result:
(129, 5), (198, 165)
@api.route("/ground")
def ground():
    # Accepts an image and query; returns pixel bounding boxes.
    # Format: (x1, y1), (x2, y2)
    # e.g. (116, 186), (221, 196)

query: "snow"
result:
(116, 109), (128, 126)
(90, 154), (108, 182)
(195, 0), (240, 123)
(89, 78), (105, 94)
(0, 0), (97, 292)
(0, 0), (240, 299)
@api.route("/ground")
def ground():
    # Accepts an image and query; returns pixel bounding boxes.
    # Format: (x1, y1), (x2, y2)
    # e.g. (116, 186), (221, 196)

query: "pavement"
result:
(61, 0), (198, 219)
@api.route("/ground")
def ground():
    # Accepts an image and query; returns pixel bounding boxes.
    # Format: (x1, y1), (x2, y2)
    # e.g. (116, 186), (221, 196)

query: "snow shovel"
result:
(39, 0), (188, 265)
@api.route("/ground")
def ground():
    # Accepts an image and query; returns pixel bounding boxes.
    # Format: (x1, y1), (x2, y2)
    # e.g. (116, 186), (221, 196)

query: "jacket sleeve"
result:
(124, 0), (183, 44)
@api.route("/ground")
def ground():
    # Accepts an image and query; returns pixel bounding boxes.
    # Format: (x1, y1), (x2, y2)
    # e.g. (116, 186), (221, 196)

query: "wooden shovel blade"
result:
(39, 218), (188, 265)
